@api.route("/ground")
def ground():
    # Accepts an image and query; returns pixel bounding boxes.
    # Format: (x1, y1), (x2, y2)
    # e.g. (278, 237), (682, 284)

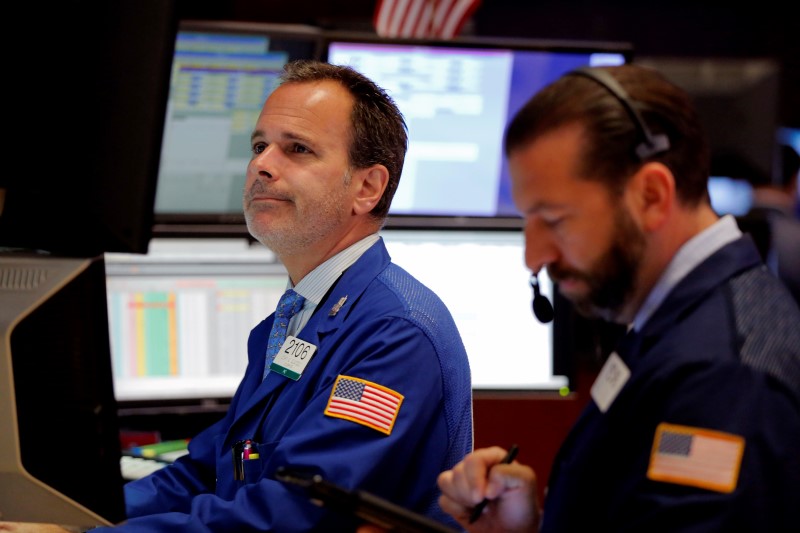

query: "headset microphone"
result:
(530, 273), (554, 323)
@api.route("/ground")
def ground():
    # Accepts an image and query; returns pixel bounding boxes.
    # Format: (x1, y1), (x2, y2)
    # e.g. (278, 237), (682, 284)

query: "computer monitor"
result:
(381, 229), (568, 391)
(0, 1), (177, 525)
(151, 21), (324, 235)
(323, 33), (631, 229)
(104, 231), (568, 401)
(0, 254), (126, 526)
(1, 2), (176, 256)
(105, 238), (288, 403)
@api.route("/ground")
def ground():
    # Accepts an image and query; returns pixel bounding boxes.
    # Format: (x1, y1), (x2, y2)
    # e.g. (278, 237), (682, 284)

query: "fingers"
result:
(437, 465), (469, 522)
(437, 447), (521, 526)
(437, 447), (540, 531)
(439, 447), (509, 506)
(485, 462), (536, 500)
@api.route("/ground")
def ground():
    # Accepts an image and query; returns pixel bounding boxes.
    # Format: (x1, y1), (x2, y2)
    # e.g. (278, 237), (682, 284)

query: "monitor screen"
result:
(152, 21), (323, 231)
(381, 229), (565, 391)
(2, 1), (176, 526)
(106, 231), (566, 403)
(151, 31), (630, 235)
(324, 35), (630, 228)
(105, 238), (287, 402)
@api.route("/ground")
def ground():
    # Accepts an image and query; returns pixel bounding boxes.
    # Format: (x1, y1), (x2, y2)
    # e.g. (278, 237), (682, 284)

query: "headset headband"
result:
(567, 67), (670, 160)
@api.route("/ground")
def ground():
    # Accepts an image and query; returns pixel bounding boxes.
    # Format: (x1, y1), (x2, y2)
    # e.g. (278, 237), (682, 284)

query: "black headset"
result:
(529, 67), (671, 323)
(567, 66), (671, 161)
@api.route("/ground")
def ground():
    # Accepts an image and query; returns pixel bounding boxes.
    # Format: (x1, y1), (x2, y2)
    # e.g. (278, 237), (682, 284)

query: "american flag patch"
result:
(647, 422), (745, 493)
(324, 375), (404, 435)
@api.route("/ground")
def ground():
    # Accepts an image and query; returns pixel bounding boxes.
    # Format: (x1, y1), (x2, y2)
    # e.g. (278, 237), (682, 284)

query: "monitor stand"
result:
(0, 252), (123, 526)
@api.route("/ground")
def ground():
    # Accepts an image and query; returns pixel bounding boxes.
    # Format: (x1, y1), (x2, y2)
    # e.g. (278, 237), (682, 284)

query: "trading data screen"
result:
(327, 41), (626, 219)
(106, 239), (286, 401)
(154, 32), (289, 216)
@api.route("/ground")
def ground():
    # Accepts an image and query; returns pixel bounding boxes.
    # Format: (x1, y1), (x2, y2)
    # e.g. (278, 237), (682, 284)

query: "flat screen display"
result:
(381, 229), (564, 391)
(106, 231), (565, 403)
(325, 36), (629, 227)
(152, 22), (322, 226)
(105, 239), (286, 402)
(151, 31), (630, 234)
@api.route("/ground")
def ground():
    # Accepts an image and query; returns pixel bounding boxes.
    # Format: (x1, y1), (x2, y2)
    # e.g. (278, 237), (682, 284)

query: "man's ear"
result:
(352, 165), (389, 215)
(627, 162), (675, 232)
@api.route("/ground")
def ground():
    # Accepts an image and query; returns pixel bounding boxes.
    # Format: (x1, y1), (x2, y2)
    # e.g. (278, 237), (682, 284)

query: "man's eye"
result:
(543, 216), (566, 229)
(291, 143), (311, 154)
(252, 142), (267, 154)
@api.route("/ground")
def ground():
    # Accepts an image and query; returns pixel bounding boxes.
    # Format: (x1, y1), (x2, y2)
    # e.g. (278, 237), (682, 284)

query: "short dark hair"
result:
(505, 65), (710, 205)
(279, 60), (408, 221)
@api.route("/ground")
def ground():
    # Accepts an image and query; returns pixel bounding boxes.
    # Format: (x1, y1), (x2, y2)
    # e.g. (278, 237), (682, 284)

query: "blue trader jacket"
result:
(113, 239), (473, 532)
(542, 236), (800, 532)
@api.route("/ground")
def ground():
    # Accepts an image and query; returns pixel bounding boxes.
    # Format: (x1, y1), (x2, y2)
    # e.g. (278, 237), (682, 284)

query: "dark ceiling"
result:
(176, 0), (798, 125)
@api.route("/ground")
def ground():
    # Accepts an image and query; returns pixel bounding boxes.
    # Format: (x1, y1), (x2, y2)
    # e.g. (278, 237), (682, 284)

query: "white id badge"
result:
(270, 336), (318, 381)
(590, 352), (631, 413)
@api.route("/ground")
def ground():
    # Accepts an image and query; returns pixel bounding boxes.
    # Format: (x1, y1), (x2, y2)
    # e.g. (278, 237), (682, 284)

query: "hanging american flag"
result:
(324, 375), (404, 435)
(647, 423), (745, 493)
(373, 0), (483, 39)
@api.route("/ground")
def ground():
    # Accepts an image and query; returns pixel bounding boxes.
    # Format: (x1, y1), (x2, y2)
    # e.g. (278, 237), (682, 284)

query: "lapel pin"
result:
(329, 296), (348, 317)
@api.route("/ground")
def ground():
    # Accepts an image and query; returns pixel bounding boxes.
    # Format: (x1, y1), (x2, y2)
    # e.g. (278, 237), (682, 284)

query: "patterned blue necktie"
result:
(264, 289), (306, 379)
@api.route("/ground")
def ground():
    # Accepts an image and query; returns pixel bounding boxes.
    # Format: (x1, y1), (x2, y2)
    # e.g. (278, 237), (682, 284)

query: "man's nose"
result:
(249, 145), (280, 180)
(524, 221), (559, 275)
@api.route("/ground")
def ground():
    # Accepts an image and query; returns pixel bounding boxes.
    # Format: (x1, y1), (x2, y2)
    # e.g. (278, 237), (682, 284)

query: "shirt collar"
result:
(632, 214), (741, 331)
(289, 233), (380, 305)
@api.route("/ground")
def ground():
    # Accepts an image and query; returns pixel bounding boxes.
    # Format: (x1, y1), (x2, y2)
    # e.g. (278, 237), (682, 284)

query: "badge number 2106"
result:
(270, 335), (319, 380)
(284, 338), (313, 359)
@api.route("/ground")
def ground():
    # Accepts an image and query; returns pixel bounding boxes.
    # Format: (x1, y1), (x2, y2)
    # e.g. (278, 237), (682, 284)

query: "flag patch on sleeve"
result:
(647, 422), (745, 493)
(324, 375), (404, 435)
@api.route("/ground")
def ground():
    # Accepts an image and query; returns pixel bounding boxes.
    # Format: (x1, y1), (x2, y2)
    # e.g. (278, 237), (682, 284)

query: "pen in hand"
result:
(468, 444), (520, 524)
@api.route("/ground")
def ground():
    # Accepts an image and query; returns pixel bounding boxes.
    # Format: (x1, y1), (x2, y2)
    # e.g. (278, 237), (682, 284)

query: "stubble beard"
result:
(244, 172), (352, 258)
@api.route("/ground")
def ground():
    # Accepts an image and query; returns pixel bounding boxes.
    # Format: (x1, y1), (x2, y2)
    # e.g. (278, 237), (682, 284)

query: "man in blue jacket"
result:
(110, 60), (473, 531)
(436, 65), (800, 531)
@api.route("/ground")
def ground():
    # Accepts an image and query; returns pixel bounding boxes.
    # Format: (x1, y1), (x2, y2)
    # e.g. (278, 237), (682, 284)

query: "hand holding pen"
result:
(468, 445), (519, 523)
(437, 445), (540, 531)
